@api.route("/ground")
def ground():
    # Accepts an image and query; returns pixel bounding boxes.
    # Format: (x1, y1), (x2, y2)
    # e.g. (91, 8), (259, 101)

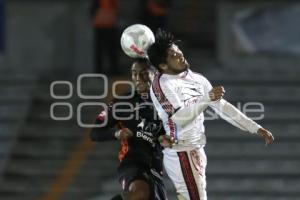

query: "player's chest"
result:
(173, 79), (205, 102)
(124, 104), (161, 133)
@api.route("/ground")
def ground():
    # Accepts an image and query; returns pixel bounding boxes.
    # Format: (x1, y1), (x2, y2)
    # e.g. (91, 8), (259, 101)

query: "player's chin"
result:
(183, 60), (189, 68)
(178, 63), (189, 72)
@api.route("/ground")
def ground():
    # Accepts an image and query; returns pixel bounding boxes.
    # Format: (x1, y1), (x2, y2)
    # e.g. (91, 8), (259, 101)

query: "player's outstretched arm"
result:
(210, 99), (261, 133)
(90, 125), (133, 141)
(90, 99), (134, 141)
(210, 99), (275, 145)
(90, 126), (117, 141)
(171, 86), (225, 127)
(257, 127), (274, 145)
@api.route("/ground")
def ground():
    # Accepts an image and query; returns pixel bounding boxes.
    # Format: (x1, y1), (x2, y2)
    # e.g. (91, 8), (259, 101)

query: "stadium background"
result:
(0, 0), (300, 200)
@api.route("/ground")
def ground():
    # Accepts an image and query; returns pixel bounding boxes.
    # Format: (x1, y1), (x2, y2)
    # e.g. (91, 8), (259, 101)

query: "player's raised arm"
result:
(170, 86), (225, 127)
(200, 75), (274, 145)
(209, 98), (274, 145)
(90, 102), (133, 142)
(150, 76), (225, 127)
(89, 109), (118, 141)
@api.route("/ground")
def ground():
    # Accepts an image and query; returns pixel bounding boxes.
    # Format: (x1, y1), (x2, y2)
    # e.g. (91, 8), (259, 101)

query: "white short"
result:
(163, 148), (207, 200)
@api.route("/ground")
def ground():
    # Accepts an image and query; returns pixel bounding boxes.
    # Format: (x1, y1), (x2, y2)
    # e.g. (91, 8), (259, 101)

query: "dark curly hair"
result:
(132, 57), (156, 73)
(147, 29), (178, 71)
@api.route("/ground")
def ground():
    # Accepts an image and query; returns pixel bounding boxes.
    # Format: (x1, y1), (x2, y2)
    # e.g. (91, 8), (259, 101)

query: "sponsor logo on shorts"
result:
(190, 150), (205, 176)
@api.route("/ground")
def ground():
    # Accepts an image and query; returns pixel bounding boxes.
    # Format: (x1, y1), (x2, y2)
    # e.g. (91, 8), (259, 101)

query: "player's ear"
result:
(158, 63), (168, 71)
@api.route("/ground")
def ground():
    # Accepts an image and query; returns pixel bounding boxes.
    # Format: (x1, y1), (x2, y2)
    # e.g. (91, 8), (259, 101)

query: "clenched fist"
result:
(209, 86), (225, 101)
(158, 135), (176, 148)
(115, 128), (133, 140)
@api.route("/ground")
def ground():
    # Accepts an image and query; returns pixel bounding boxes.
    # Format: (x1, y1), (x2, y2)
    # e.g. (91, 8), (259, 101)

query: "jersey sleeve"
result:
(201, 75), (261, 134)
(90, 101), (119, 141)
(209, 99), (262, 134)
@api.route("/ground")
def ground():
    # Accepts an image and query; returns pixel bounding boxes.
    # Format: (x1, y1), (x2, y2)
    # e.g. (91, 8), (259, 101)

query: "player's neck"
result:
(162, 67), (188, 75)
(163, 69), (188, 76)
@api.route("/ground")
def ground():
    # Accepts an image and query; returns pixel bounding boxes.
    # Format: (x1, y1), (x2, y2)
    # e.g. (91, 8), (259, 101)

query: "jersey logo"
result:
(137, 118), (146, 129)
(180, 85), (204, 107)
(137, 118), (159, 133)
(179, 82), (204, 102)
(190, 149), (206, 176)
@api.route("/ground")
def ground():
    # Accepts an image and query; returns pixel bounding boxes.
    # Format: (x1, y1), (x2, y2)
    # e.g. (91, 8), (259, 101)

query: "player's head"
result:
(131, 58), (155, 94)
(147, 29), (189, 75)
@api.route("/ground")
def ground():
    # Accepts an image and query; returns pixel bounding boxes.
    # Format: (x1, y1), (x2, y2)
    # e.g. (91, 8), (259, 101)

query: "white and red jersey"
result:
(150, 69), (261, 152)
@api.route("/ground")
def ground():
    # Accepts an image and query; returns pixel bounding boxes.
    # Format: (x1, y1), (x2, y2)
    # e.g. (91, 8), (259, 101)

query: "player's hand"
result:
(158, 135), (175, 148)
(209, 86), (225, 101)
(257, 128), (274, 146)
(115, 128), (133, 140)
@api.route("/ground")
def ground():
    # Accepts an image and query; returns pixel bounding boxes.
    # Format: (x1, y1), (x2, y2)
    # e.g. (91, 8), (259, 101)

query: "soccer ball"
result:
(120, 24), (155, 58)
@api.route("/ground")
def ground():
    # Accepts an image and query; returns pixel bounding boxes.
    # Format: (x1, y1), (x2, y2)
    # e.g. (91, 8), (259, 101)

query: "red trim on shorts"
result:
(152, 73), (175, 117)
(177, 152), (200, 200)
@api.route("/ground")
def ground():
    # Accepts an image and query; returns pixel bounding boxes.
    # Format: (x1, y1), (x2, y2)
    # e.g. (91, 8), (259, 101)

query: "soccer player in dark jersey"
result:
(90, 58), (168, 200)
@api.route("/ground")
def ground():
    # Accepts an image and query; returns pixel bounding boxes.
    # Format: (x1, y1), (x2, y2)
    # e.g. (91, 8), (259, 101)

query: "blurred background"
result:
(0, 0), (300, 200)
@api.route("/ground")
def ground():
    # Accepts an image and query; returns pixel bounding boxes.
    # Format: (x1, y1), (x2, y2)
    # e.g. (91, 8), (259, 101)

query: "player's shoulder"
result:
(189, 69), (210, 84)
(152, 72), (171, 87)
(189, 69), (206, 79)
(153, 72), (167, 81)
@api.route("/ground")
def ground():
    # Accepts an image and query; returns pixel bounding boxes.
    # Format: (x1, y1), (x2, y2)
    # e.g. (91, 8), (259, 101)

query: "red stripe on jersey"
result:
(152, 73), (175, 116)
(178, 152), (201, 200)
(167, 118), (175, 139)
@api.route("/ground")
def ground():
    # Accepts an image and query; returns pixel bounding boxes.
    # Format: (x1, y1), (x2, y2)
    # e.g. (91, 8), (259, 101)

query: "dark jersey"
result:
(90, 92), (164, 172)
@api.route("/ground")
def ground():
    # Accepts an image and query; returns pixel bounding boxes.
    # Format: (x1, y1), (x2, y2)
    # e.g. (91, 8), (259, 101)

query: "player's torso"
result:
(174, 71), (206, 107)
(115, 93), (163, 168)
(157, 70), (208, 151)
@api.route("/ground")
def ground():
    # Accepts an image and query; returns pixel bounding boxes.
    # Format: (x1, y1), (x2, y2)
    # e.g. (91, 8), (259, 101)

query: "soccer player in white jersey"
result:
(147, 29), (274, 200)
